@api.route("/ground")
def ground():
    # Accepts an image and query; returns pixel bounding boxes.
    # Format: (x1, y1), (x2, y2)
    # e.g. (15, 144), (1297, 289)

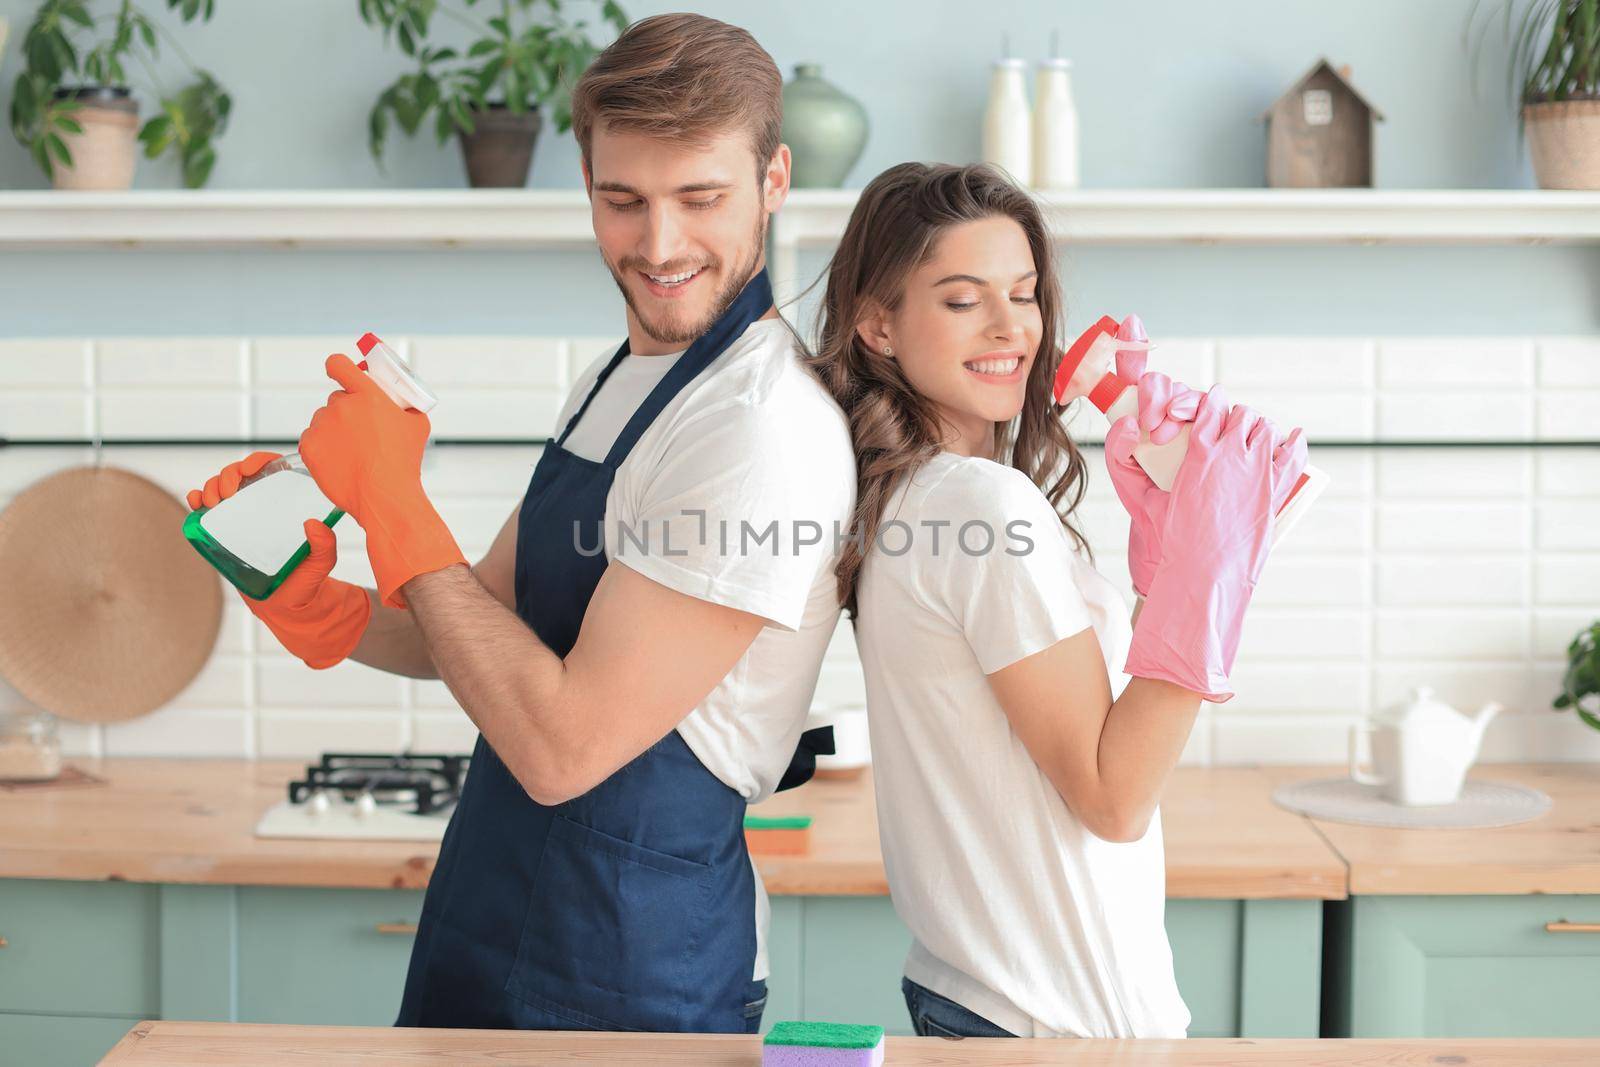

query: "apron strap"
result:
(601, 269), (774, 470)
(774, 725), (836, 794)
(554, 341), (633, 449)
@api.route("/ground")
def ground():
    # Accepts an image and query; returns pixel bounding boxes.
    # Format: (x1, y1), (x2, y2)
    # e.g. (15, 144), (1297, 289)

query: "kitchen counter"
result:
(0, 758), (1344, 898)
(1261, 763), (1600, 895)
(97, 1020), (1600, 1066)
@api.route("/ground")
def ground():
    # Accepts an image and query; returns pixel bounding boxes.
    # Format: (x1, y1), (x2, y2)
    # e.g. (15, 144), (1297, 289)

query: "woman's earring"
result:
(882, 345), (894, 357)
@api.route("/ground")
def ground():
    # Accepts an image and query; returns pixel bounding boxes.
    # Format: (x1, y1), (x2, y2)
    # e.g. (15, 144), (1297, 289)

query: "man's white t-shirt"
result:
(549, 315), (855, 982)
(854, 451), (1191, 1038)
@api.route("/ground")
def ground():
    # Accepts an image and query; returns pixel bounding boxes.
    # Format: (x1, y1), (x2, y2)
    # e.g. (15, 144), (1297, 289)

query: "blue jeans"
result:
(901, 977), (1016, 1039)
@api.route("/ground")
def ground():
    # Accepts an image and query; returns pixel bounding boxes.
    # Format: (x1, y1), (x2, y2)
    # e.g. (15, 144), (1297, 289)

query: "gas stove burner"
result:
(286, 752), (469, 816)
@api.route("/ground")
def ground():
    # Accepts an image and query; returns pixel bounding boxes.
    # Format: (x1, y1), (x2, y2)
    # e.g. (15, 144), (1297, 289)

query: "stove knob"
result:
(307, 790), (330, 816)
(354, 792), (377, 819)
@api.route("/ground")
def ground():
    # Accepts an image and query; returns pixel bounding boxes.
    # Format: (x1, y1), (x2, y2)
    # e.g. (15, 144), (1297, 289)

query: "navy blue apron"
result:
(397, 269), (824, 1034)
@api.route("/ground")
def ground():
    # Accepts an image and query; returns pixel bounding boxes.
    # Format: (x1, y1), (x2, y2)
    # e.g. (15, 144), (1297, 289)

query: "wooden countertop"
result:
(1263, 763), (1600, 895)
(98, 1020), (1600, 1066)
(0, 759), (1345, 898)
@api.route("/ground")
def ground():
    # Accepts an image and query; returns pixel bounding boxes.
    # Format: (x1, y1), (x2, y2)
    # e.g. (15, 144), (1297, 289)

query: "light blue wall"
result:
(2, 0), (1594, 339)
(0, 0), (1541, 190)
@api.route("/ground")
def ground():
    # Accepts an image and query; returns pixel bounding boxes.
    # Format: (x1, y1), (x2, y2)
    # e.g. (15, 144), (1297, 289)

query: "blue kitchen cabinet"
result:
(761, 895), (1322, 1038)
(0, 879), (161, 1066)
(0, 878), (1322, 1064)
(234, 887), (425, 1026)
(1330, 895), (1600, 1038)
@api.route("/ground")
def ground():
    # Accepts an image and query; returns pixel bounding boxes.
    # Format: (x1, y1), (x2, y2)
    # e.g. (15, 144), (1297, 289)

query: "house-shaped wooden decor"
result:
(1261, 58), (1384, 188)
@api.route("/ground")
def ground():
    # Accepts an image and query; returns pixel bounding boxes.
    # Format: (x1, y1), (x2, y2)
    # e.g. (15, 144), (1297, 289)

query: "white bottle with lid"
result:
(1032, 38), (1079, 189)
(982, 48), (1032, 184)
(1054, 315), (1330, 549)
(185, 333), (437, 599)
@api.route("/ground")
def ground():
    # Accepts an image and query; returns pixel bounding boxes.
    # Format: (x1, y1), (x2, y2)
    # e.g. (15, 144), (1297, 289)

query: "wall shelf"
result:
(4, 188), (1599, 301)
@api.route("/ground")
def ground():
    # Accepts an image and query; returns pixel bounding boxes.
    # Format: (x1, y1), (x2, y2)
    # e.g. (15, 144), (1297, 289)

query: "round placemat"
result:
(0, 466), (222, 723)
(1272, 776), (1551, 829)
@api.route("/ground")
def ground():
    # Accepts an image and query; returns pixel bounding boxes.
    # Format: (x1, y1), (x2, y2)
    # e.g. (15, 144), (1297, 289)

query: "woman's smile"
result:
(963, 349), (1028, 384)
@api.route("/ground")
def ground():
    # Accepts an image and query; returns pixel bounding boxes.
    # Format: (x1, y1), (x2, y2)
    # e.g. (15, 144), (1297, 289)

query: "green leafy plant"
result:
(1470, 1), (1600, 106)
(9, 0), (231, 187)
(1554, 621), (1600, 732)
(359, 0), (628, 164)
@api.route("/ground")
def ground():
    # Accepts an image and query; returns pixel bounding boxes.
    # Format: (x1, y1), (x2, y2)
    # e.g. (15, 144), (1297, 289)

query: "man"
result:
(188, 14), (853, 1034)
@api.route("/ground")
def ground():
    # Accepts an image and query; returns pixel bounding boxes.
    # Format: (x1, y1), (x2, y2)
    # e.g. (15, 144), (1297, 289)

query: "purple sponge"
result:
(762, 1021), (885, 1067)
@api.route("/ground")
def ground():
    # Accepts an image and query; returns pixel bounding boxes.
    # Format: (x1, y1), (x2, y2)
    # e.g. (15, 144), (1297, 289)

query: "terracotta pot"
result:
(51, 86), (139, 191)
(458, 104), (542, 188)
(1524, 98), (1600, 190)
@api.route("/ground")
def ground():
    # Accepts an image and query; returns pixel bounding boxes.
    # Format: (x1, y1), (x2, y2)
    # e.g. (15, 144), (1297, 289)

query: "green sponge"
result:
(763, 1021), (885, 1066)
(743, 815), (814, 829)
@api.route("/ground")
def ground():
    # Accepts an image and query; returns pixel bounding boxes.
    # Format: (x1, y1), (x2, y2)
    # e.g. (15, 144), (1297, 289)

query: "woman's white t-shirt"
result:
(854, 450), (1191, 1038)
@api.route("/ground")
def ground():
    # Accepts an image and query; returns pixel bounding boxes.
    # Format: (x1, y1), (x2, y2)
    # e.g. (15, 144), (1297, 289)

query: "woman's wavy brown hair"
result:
(808, 162), (1093, 616)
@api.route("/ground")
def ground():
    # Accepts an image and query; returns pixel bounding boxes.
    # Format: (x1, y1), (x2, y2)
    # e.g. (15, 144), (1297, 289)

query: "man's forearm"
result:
(401, 564), (575, 803)
(351, 590), (439, 679)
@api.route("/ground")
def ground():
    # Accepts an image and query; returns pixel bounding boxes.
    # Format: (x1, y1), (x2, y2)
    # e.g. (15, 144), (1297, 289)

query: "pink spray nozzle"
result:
(1116, 313), (1148, 345)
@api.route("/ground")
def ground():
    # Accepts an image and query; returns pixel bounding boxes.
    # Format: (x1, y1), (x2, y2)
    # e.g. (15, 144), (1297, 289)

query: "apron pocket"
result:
(506, 814), (711, 1031)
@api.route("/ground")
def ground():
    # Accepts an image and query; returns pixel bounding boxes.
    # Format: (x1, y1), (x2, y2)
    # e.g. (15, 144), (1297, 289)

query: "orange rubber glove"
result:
(297, 353), (466, 610)
(188, 451), (372, 670)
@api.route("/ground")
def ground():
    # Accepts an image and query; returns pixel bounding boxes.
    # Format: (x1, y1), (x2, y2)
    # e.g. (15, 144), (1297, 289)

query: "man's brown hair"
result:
(570, 13), (783, 182)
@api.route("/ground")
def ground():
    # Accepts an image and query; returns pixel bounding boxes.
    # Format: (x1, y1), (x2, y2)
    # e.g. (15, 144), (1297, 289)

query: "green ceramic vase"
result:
(781, 63), (869, 188)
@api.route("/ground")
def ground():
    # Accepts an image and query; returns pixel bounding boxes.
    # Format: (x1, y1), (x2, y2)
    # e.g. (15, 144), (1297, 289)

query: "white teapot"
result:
(1348, 686), (1502, 806)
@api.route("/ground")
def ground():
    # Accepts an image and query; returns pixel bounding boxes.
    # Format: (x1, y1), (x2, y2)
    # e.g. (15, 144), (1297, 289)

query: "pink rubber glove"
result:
(1123, 384), (1308, 702)
(1105, 331), (1203, 596)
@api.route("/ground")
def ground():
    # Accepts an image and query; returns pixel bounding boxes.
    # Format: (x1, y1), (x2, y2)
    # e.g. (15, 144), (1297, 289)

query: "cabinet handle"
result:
(1545, 921), (1600, 933)
(375, 922), (418, 936)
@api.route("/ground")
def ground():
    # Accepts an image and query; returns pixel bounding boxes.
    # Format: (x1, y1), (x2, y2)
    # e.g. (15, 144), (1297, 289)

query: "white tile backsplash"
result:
(0, 339), (93, 386)
(1377, 392), (1534, 440)
(1537, 391), (1600, 440)
(1378, 448), (1532, 498)
(1537, 337), (1600, 387)
(1376, 502), (1530, 552)
(99, 389), (250, 439)
(1376, 556), (1528, 606)
(1377, 338), (1533, 388)
(1216, 338), (1373, 388)
(97, 338), (249, 387)
(0, 332), (1594, 765)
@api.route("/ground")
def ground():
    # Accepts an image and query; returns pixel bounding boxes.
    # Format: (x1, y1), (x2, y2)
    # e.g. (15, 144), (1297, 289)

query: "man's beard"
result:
(605, 214), (766, 347)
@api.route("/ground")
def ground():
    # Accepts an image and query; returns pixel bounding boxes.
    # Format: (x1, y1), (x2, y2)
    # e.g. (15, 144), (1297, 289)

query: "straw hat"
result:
(0, 466), (222, 723)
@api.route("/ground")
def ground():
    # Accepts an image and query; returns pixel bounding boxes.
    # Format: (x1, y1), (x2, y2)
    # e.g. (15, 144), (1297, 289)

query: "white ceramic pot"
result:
(1524, 99), (1600, 190)
(51, 87), (139, 191)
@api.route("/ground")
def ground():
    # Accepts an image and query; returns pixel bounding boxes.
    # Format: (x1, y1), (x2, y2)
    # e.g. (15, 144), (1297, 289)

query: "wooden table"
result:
(97, 1020), (1600, 1065)
(0, 759), (1347, 897)
(1261, 763), (1600, 894)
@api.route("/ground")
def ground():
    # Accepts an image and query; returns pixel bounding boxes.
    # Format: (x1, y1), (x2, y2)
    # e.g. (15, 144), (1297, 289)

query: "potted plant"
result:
(1554, 621), (1600, 732)
(9, 0), (231, 190)
(360, 0), (628, 188)
(1473, 0), (1600, 188)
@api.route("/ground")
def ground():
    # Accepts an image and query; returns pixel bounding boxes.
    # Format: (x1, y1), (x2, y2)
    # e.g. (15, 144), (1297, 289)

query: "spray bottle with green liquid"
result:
(184, 333), (436, 600)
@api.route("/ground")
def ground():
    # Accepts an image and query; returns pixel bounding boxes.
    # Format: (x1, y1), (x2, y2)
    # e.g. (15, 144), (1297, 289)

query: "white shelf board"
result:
(3, 188), (1597, 251)
(0, 190), (598, 249)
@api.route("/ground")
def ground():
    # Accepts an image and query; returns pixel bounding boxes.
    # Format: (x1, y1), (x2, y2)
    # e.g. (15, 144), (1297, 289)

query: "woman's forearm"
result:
(350, 590), (440, 678)
(1094, 674), (1202, 839)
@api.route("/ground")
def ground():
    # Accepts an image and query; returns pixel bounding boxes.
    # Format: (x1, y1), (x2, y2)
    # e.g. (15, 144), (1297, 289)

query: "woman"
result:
(807, 163), (1306, 1039)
